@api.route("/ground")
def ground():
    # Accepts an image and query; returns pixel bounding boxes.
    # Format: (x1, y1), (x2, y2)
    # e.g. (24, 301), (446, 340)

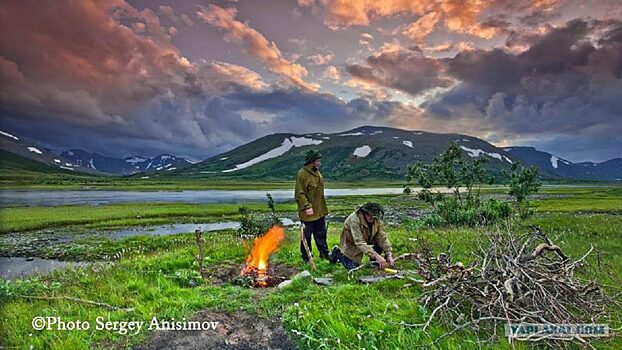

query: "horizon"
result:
(1, 1), (621, 163)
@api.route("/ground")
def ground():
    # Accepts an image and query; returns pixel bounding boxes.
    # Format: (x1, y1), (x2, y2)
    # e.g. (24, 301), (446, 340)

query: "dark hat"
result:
(360, 202), (385, 220)
(304, 149), (322, 165)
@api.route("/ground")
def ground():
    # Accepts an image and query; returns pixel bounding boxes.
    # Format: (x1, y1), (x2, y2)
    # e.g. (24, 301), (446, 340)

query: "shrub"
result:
(404, 143), (514, 227)
(504, 162), (541, 218)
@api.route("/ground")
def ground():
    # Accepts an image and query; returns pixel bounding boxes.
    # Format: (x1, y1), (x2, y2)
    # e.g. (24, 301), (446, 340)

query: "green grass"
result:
(1, 186), (621, 349)
(0, 202), (293, 233)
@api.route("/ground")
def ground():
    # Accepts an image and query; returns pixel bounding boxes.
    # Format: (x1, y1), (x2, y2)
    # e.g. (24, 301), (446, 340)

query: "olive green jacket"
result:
(340, 209), (392, 264)
(295, 164), (329, 221)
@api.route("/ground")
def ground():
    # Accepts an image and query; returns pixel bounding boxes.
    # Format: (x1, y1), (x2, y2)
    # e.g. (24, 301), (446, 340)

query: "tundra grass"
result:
(2, 211), (621, 349)
(0, 194), (414, 234)
(1, 188), (621, 349)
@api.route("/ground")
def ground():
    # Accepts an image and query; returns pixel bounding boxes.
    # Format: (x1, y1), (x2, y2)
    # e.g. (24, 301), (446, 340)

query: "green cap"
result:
(360, 202), (385, 220)
(304, 149), (322, 165)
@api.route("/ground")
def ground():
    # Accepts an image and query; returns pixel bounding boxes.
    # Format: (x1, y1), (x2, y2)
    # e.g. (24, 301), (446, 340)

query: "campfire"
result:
(240, 225), (285, 287)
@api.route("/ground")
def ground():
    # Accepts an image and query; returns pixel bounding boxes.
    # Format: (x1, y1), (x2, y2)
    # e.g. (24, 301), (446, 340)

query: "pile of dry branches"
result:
(402, 225), (619, 349)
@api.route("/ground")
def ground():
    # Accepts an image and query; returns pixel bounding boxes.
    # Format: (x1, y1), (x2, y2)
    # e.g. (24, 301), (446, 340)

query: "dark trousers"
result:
(300, 216), (328, 261)
(335, 243), (384, 270)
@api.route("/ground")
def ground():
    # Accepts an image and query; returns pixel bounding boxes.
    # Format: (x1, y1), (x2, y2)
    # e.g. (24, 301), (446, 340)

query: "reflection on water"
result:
(0, 257), (88, 279)
(0, 188), (408, 206)
(96, 218), (297, 239)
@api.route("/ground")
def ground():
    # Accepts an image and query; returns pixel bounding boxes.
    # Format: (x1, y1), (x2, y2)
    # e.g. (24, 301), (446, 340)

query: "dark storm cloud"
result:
(345, 47), (453, 95)
(423, 18), (622, 161)
(0, 0), (401, 160)
(518, 10), (561, 26)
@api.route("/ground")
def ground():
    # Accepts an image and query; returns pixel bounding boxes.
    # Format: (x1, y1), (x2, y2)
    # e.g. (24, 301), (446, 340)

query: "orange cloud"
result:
(197, 4), (318, 91)
(205, 62), (268, 91)
(323, 65), (341, 80)
(300, 0), (564, 42)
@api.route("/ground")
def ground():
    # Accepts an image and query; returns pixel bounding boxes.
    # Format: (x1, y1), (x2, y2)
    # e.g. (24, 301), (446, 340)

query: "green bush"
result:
(236, 193), (283, 237)
(404, 143), (530, 227)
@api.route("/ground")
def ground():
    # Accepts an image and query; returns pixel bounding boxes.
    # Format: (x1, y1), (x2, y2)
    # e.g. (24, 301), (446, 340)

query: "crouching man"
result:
(329, 202), (395, 270)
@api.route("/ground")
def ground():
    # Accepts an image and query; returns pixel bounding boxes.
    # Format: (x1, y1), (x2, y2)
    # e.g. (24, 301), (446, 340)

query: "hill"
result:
(154, 126), (517, 181)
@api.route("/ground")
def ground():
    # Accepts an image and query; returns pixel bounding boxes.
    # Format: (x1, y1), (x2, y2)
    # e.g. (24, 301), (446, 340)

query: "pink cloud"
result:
(197, 4), (318, 90)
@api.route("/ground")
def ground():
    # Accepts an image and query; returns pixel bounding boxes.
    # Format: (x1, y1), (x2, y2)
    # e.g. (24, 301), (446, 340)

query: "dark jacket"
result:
(295, 163), (328, 221)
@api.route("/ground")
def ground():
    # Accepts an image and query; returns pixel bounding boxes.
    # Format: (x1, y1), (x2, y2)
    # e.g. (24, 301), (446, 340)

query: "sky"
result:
(1, 0), (621, 162)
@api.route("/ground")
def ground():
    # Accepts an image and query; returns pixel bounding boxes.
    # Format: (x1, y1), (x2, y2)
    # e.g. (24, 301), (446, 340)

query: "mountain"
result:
(0, 149), (102, 184)
(0, 130), (96, 173)
(505, 147), (622, 181)
(61, 150), (195, 175)
(152, 126), (518, 181)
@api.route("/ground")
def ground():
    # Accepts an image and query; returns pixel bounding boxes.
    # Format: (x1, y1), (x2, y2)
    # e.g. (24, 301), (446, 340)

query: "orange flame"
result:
(241, 225), (285, 284)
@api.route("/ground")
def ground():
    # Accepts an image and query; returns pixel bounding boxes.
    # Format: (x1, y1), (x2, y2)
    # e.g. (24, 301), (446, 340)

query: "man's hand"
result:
(386, 253), (395, 267)
(373, 253), (387, 269)
(304, 208), (314, 216)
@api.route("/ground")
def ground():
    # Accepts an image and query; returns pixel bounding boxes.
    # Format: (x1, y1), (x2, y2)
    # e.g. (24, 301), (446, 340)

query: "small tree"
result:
(404, 143), (510, 226)
(266, 193), (282, 227)
(237, 206), (263, 237)
(504, 161), (541, 218)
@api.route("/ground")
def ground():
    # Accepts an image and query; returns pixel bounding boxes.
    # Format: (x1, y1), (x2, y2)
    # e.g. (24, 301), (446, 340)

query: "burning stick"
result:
(300, 223), (316, 271)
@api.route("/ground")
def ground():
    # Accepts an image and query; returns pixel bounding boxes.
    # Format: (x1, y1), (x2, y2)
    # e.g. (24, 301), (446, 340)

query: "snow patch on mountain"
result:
(460, 146), (509, 163)
(402, 141), (413, 148)
(27, 147), (42, 155)
(338, 132), (365, 137)
(125, 156), (146, 165)
(1, 130), (19, 140)
(353, 145), (372, 158)
(223, 137), (323, 172)
(550, 156), (559, 169)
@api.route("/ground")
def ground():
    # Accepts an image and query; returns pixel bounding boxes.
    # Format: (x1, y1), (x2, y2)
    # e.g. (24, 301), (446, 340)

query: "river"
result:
(0, 188), (408, 206)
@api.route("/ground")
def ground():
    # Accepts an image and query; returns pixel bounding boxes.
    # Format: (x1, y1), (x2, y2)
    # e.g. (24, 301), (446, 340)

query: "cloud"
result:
(158, 5), (175, 19)
(346, 45), (453, 96)
(196, 4), (318, 91)
(361, 32), (374, 40)
(323, 65), (341, 80)
(201, 62), (268, 91)
(299, 0), (564, 43)
(0, 0), (412, 160)
(420, 18), (622, 161)
(308, 53), (334, 65)
(180, 14), (194, 27)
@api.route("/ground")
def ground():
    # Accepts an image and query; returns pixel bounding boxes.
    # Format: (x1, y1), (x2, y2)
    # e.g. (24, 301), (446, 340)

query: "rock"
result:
(279, 270), (312, 289)
(25, 257), (34, 261)
(313, 277), (333, 286)
(358, 275), (398, 284)
(292, 270), (311, 279)
(277, 280), (293, 289)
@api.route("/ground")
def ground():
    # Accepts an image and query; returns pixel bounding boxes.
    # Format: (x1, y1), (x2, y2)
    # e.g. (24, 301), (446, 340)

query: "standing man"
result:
(329, 202), (395, 270)
(295, 149), (329, 262)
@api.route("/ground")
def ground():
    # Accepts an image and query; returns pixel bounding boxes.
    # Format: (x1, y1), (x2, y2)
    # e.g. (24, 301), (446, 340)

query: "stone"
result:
(313, 277), (334, 286)
(277, 280), (293, 289)
(358, 275), (398, 284)
(292, 270), (311, 279)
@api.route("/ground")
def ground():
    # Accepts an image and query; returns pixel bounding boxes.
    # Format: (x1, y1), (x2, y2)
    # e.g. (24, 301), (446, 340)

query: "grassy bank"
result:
(1, 186), (621, 349)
